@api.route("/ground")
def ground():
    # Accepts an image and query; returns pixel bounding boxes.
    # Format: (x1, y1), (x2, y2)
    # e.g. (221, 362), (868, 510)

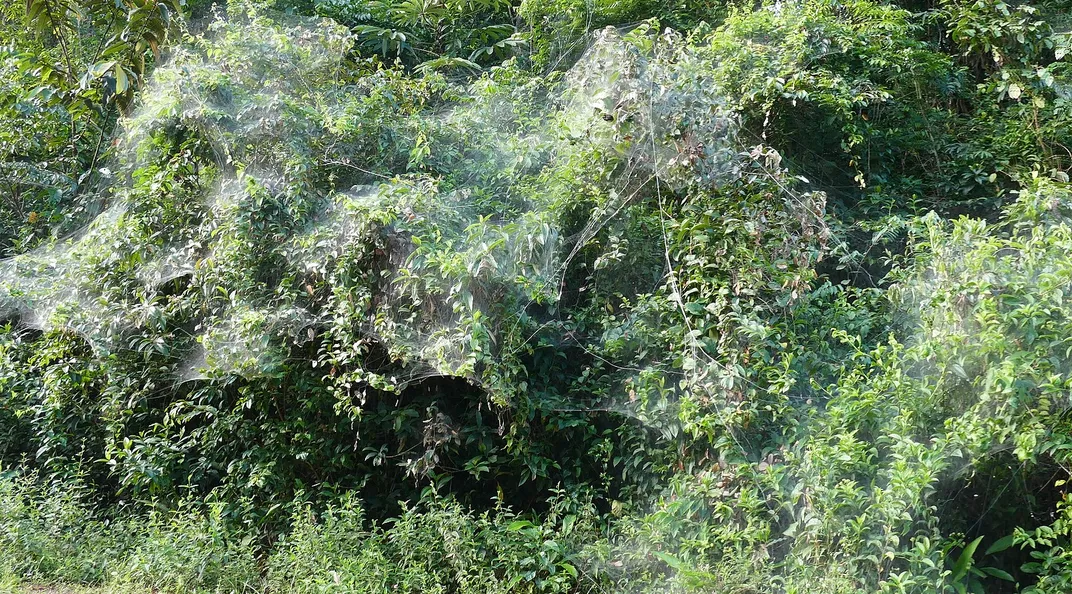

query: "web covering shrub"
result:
(2, 0), (1072, 592)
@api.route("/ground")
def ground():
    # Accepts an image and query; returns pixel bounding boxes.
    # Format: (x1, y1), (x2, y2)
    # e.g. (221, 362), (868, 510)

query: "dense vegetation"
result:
(2, 0), (1072, 591)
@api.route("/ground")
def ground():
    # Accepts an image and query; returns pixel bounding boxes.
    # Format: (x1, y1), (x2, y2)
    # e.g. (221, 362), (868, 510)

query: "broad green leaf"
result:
(114, 65), (129, 93)
(952, 536), (984, 582)
(981, 566), (1015, 582)
(985, 534), (1015, 555)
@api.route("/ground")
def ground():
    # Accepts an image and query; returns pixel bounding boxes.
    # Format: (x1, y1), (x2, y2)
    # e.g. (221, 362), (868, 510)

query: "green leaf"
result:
(984, 534), (1015, 555)
(981, 566), (1014, 582)
(652, 550), (685, 570)
(952, 536), (984, 581)
(90, 60), (116, 78)
(114, 65), (129, 93)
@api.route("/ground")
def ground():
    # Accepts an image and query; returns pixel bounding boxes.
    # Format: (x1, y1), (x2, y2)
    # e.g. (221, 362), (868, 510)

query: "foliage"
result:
(0, 0), (182, 257)
(5, 0), (1072, 593)
(311, 0), (524, 72)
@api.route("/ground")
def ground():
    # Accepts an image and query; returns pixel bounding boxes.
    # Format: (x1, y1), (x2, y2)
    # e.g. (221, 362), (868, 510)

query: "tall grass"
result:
(0, 473), (612, 594)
